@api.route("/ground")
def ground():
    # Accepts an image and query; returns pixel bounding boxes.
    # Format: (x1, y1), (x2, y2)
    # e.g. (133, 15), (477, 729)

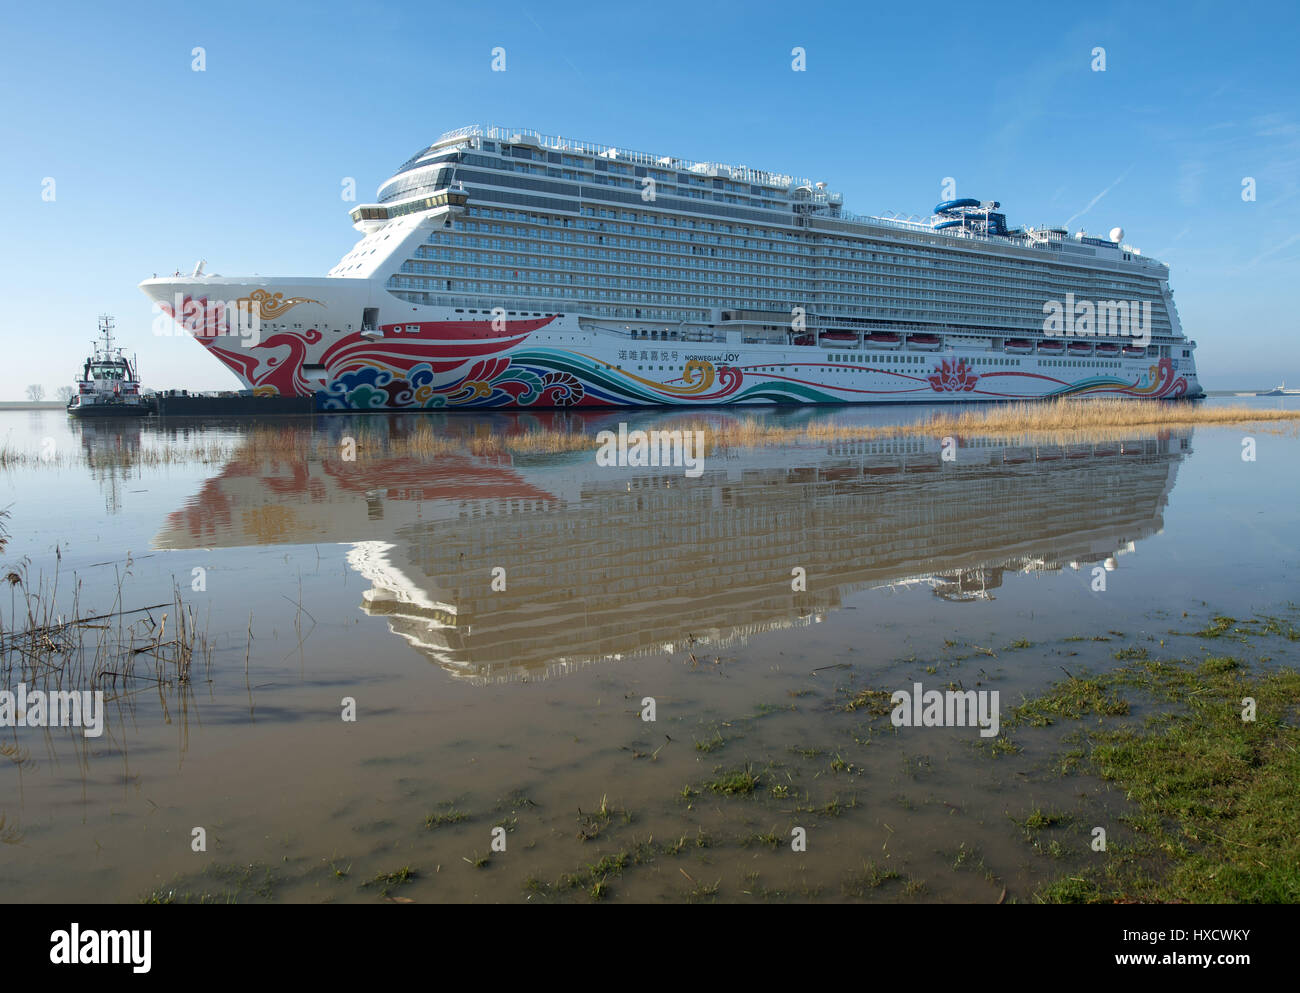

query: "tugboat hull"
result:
(67, 400), (153, 417)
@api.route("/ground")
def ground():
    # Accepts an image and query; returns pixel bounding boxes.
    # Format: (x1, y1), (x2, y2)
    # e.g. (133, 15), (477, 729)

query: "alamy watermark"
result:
(1043, 292), (1151, 348)
(50, 924), (150, 973)
(595, 423), (705, 478)
(1, 684), (104, 737)
(890, 682), (1000, 738)
(152, 294), (263, 345)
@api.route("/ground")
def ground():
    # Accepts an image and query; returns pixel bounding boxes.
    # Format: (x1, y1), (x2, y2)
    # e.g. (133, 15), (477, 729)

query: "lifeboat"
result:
(820, 331), (858, 342)
(1122, 344), (1146, 357)
(866, 331), (902, 346)
(1095, 342), (1120, 355)
(908, 334), (942, 349)
(1037, 340), (1065, 353)
(1005, 338), (1034, 353)
(792, 333), (815, 346)
(1068, 341), (1092, 355)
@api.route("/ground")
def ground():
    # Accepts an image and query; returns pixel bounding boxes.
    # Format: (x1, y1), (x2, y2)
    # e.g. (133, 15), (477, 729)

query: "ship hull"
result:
(67, 403), (153, 417)
(140, 279), (1202, 409)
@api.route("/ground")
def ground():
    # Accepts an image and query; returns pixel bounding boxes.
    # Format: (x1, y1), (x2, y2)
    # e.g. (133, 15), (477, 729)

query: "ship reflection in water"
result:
(154, 413), (1190, 681)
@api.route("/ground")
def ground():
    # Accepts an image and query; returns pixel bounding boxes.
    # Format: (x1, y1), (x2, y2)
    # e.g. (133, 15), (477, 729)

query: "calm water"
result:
(1, 400), (1297, 902)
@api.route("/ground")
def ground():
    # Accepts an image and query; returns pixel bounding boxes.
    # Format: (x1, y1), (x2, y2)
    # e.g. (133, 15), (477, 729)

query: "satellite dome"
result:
(1109, 226), (1124, 243)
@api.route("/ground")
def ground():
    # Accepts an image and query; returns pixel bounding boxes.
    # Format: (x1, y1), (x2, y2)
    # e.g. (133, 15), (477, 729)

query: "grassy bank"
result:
(1010, 641), (1300, 903)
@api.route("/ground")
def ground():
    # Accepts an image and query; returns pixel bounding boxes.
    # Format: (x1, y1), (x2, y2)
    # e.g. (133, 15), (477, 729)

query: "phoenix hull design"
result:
(141, 125), (1202, 408)
(154, 415), (1189, 681)
(144, 290), (1193, 408)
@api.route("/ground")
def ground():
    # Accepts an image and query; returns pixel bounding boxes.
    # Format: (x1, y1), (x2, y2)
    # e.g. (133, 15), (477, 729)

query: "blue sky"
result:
(1, 0), (1296, 396)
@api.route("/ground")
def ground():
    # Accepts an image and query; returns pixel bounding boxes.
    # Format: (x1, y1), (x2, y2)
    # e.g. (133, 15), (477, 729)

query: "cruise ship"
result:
(140, 126), (1202, 408)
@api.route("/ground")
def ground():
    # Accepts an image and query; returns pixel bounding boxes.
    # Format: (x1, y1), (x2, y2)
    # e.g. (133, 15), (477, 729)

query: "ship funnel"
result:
(191, 259), (207, 278)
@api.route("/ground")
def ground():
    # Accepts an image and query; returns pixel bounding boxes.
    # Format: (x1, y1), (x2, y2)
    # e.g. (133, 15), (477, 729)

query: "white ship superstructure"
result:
(140, 125), (1201, 408)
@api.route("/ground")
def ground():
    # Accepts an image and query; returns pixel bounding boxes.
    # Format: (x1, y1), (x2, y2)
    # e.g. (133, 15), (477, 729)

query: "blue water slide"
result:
(933, 198), (981, 214)
(933, 218), (966, 229)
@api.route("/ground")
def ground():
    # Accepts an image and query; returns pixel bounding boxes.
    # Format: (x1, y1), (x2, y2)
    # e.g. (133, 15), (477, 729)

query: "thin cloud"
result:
(1064, 165), (1134, 228)
(521, 6), (586, 81)
(1152, 223), (1193, 258)
(1243, 232), (1300, 269)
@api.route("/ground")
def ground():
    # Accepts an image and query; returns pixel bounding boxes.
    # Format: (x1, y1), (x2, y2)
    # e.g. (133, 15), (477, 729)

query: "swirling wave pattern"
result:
(191, 320), (1191, 409)
(317, 352), (1193, 409)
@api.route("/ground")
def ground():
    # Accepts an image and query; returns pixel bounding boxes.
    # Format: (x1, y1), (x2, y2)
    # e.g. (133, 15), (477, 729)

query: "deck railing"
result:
(434, 125), (812, 191)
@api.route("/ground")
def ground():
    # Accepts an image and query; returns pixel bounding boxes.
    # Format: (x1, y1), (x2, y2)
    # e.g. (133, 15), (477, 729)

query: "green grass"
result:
(795, 794), (858, 817)
(841, 688), (894, 715)
(1020, 808), (1069, 830)
(576, 794), (631, 841)
(829, 753), (855, 773)
(1010, 672), (1130, 726)
(363, 866), (416, 897)
(703, 764), (761, 796)
(1181, 614), (1299, 642)
(425, 808), (470, 828)
(694, 731), (726, 753)
(743, 828), (782, 849)
(687, 877), (721, 902)
(1017, 656), (1300, 903)
(555, 839), (662, 900)
(1194, 615), (1236, 638)
(141, 861), (281, 904)
(842, 860), (902, 896)
(788, 745), (826, 758)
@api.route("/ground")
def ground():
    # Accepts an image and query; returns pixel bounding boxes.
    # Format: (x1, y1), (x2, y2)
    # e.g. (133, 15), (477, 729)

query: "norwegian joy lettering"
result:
(683, 353), (739, 363)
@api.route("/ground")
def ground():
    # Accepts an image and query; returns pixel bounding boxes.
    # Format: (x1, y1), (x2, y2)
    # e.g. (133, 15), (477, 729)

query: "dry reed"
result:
(1, 544), (209, 700)
(1, 400), (1296, 468)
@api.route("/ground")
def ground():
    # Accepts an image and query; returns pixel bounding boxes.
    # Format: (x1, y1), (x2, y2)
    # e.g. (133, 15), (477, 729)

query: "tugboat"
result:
(67, 316), (153, 417)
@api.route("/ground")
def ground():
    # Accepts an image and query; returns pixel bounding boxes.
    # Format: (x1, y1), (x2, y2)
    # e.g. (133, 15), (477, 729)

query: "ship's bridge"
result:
(349, 186), (468, 233)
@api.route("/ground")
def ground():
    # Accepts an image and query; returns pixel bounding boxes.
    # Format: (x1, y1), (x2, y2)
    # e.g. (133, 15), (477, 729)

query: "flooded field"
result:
(1, 400), (1297, 903)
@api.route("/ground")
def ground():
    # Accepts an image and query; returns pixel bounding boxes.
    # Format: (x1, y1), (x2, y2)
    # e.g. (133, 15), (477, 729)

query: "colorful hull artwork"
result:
(161, 301), (1192, 410)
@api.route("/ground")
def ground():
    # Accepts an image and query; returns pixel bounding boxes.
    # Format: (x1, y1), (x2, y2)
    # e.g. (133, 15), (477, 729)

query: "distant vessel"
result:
(1257, 382), (1300, 396)
(141, 124), (1203, 408)
(66, 316), (152, 416)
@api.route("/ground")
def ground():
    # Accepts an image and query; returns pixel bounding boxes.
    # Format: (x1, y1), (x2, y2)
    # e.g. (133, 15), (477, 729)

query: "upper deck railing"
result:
(426, 127), (1164, 269)
(433, 125), (815, 191)
(819, 211), (1165, 269)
